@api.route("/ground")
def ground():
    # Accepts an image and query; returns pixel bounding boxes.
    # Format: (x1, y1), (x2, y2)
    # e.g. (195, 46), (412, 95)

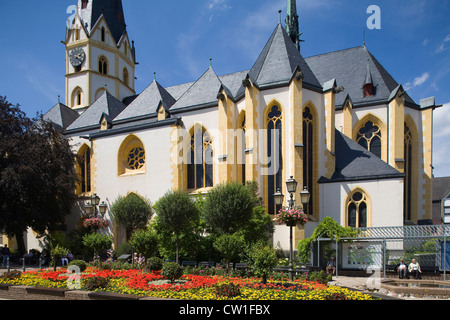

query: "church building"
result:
(40, 0), (439, 252)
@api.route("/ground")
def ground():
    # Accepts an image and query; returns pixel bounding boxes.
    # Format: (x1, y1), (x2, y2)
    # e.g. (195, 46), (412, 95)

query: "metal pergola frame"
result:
(316, 225), (450, 280)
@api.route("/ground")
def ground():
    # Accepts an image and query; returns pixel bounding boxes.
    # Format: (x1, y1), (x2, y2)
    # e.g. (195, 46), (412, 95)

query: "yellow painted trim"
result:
(404, 114), (419, 223)
(421, 108), (433, 222)
(244, 83), (259, 184)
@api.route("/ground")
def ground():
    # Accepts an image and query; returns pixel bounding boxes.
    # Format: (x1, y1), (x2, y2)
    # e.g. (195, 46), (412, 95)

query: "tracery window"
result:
(303, 106), (314, 215)
(98, 56), (108, 75)
(356, 121), (382, 158)
(404, 124), (413, 222)
(118, 135), (146, 175)
(267, 105), (283, 215)
(347, 190), (368, 228)
(78, 146), (91, 194)
(187, 126), (213, 189)
(127, 147), (145, 171)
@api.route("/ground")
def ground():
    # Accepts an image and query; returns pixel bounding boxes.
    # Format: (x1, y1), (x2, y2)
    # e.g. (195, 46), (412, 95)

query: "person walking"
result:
(1, 245), (10, 267)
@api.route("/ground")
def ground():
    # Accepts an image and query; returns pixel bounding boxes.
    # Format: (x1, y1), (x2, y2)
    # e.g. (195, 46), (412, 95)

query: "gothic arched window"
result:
(267, 105), (283, 215)
(101, 27), (106, 42)
(347, 190), (368, 228)
(303, 106), (314, 215)
(356, 121), (382, 158)
(118, 135), (146, 175)
(238, 113), (246, 185)
(98, 56), (108, 75)
(123, 68), (129, 86)
(187, 126), (213, 189)
(77, 145), (91, 194)
(404, 124), (413, 222)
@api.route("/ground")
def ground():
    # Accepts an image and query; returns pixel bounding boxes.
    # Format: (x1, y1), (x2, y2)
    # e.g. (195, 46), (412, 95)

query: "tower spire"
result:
(285, 0), (301, 51)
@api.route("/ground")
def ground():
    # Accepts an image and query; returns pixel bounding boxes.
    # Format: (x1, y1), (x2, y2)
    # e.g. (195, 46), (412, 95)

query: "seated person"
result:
(395, 259), (408, 279)
(326, 257), (336, 275)
(408, 259), (422, 279)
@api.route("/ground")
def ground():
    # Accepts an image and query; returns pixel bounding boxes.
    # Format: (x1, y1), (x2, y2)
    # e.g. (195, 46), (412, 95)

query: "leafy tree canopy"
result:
(202, 182), (257, 235)
(110, 193), (153, 239)
(0, 96), (77, 253)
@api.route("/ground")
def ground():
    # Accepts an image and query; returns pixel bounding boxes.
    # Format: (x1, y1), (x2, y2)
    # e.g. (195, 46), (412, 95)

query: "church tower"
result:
(285, 0), (301, 50)
(64, 0), (136, 112)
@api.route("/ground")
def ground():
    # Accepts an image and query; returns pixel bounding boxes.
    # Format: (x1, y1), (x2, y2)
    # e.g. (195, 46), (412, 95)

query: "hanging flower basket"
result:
(274, 208), (308, 227)
(82, 217), (109, 230)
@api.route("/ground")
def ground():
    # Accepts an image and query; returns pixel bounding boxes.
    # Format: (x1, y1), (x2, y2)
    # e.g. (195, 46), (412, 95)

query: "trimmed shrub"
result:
(146, 257), (163, 272)
(161, 262), (183, 283)
(68, 259), (87, 272)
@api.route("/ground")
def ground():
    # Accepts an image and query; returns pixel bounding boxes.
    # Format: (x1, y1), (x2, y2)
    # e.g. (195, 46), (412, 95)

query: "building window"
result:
(127, 147), (145, 170)
(81, 0), (88, 9)
(444, 194), (450, 224)
(98, 56), (108, 75)
(123, 68), (129, 86)
(118, 135), (146, 175)
(404, 124), (413, 222)
(346, 190), (368, 228)
(72, 88), (83, 107)
(267, 105), (283, 215)
(77, 145), (91, 194)
(303, 106), (314, 215)
(356, 121), (382, 158)
(238, 113), (246, 185)
(101, 27), (106, 42)
(188, 126), (213, 189)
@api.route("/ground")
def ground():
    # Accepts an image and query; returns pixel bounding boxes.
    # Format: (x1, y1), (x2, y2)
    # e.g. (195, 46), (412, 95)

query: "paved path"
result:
(329, 276), (450, 300)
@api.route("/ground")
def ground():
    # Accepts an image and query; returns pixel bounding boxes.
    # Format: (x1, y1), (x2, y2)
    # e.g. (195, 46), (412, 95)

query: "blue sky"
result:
(1, 0), (449, 177)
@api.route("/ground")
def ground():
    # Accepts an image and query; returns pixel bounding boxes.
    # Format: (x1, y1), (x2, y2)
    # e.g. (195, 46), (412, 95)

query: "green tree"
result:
(154, 190), (200, 263)
(246, 242), (278, 284)
(50, 245), (69, 271)
(213, 233), (244, 274)
(202, 182), (257, 235)
(0, 96), (76, 254)
(110, 193), (153, 240)
(129, 228), (159, 259)
(82, 233), (112, 261)
(238, 205), (274, 245)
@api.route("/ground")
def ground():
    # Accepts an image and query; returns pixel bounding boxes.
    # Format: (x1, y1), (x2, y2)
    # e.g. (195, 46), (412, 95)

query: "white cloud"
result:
(433, 102), (450, 138)
(435, 34), (450, 53)
(433, 103), (450, 177)
(404, 72), (430, 91)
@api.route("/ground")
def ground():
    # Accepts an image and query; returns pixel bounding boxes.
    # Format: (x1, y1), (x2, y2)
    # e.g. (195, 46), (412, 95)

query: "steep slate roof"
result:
(78, 0), (127, 44)
(433, 177), (450, 201)
(66, 91), (126, 132)
(319, 130), (404, 183)
(43, 102), (79, 132)
(170, 67), (223, 112)
(246, 23), (322, 92)
(305, 46), (418, 108)
(114, 80), (176, 122)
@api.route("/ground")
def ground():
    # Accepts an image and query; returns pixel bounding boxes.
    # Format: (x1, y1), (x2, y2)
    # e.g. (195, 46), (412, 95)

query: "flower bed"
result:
(0, 268), (375, 300)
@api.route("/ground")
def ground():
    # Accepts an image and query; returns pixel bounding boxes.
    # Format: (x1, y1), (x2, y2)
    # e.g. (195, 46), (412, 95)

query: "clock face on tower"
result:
(69, 47), (86, 67)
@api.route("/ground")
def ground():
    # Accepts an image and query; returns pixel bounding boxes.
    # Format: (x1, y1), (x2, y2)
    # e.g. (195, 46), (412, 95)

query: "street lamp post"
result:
(273, 176), (310, 281)
(84, 194), (108, 262)
(84, 193), (107, 218)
